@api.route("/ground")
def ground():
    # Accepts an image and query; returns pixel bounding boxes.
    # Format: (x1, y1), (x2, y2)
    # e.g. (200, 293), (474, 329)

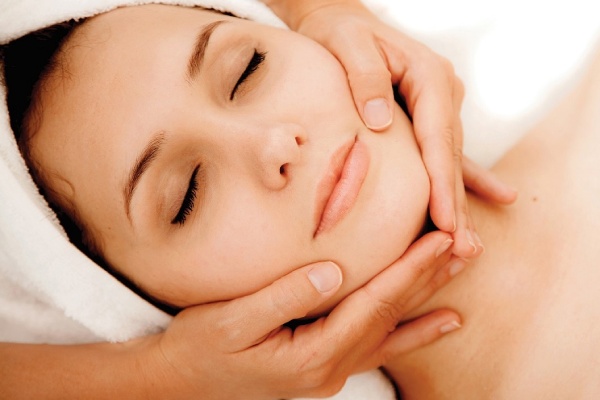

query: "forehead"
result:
(29, 6), (232, 223)
(34, 5), (229, 159)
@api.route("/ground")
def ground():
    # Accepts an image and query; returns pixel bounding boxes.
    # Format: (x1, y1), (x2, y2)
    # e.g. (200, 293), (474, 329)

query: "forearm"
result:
(261, 0), (362, 30)
(0, 336), (172, 400)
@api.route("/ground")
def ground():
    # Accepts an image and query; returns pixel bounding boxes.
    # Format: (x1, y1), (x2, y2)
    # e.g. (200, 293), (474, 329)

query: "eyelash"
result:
(172, 50), (265, 225)
(230, 49), (266, 100)
(172, 165), (200, 225)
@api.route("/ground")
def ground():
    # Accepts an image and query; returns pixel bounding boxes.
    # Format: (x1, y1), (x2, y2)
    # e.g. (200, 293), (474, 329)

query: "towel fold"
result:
(0, 0), (396, 398)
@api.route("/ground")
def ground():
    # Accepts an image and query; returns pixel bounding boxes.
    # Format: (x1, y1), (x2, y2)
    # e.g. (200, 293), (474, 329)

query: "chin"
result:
(306, 107), (430, 318)
(307, 168), (430, 318)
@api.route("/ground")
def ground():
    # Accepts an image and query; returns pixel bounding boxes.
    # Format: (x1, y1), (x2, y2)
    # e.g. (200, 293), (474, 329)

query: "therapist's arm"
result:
(0, 232), (460, 400)
(262, 0), (518, 258)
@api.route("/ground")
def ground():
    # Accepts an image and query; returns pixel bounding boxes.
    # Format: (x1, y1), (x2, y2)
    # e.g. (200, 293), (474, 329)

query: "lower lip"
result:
(315, 139), (370, 236)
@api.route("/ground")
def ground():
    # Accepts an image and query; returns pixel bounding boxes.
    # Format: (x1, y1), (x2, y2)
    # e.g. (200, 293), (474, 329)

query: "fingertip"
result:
(451, 228), (484, 258)
(500, 186), (519, 204)
(363, 98), (393, 131)
(430, 206), (456, 233)
(439, 319), (462, 334)
(428, 309), (462, 335)
(308, 262), (343, 293)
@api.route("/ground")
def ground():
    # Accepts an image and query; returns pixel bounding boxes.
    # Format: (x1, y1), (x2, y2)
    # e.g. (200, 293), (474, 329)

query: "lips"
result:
(313, 136), (370, 237)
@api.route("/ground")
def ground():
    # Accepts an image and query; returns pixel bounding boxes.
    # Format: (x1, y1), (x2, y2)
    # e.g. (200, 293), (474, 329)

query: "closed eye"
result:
(230, 49), (266, 100)
(172, 165), (200, 225)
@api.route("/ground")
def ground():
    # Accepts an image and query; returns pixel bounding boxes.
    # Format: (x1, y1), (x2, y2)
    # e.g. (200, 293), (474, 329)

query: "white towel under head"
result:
(0, 0), (285, 345)
(0, 1), (395, 399)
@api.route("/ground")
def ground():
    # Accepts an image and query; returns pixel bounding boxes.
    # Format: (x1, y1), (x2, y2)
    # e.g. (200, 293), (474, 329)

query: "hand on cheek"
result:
(150, 231), (464, 399)
(272, 0), (517, 260)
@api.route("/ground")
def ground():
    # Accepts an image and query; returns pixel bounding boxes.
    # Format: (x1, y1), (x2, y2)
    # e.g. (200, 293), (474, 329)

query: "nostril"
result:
(280, 164), (286, 175)
(295, 136), (304, 145)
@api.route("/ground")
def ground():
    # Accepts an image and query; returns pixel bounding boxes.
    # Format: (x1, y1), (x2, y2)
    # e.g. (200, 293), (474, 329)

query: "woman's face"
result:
(32, 5), (430, 314)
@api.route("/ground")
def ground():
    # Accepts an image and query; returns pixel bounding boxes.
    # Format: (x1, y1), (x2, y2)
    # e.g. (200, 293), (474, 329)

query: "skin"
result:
(264, 0), (484, 254)
(31, 5), (431, 315)
(6, 3), (508, 398)
(384, 47), (600, 398)
(34, 7), (592, 396)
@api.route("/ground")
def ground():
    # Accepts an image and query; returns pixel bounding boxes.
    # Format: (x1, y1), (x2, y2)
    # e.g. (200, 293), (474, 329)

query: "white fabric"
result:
(1, 0), (598, 398)
(0, 0), (283, 345)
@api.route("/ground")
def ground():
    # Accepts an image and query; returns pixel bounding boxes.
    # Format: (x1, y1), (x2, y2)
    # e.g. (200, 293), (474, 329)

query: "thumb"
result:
(222, 262), (342, 349)
(326, 26), (395, 131)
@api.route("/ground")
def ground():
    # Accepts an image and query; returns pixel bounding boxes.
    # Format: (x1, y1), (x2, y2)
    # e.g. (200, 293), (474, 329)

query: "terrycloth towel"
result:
(0, 0), (285, 346)
(2, 0), (599, 398)
(0, 0), (396, 398)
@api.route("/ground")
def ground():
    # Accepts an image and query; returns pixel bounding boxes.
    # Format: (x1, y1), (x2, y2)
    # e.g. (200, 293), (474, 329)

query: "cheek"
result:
(273, 39), (357, 122)
(312, 125), (431, 312)
(177, 194), (309, 304)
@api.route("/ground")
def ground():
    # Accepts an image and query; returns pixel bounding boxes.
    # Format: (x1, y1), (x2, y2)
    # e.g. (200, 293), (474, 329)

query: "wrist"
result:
(127, 333), (194, 400)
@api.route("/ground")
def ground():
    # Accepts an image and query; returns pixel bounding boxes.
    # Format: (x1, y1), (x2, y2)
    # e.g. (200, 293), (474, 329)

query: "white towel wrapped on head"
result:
(2, 0), (598, 398)
(0, 0), (396, 398)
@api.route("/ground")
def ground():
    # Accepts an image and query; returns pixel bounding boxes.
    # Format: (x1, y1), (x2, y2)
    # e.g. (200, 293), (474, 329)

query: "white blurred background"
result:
(369, 0), (600, 166)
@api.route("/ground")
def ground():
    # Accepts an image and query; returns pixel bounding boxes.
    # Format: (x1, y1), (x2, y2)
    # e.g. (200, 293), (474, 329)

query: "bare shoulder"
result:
(492, 43), (600, 190)
(487, 43), (600, 399)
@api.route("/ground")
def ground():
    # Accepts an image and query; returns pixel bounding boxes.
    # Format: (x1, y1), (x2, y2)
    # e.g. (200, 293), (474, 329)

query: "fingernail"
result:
(473, 231), (485, 253)
(439, 320), (462, 334)
(364, 98), (392, 130)
(308, 262), (342, 293)
(435, 239), (454, 258)
(466, 229), (477, 254)
(448, 258), (468, 277)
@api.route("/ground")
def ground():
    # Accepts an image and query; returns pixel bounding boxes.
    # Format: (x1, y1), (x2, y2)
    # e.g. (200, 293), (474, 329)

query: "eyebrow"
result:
(123, 132), (166, 222)
(187, 20), (228, 80)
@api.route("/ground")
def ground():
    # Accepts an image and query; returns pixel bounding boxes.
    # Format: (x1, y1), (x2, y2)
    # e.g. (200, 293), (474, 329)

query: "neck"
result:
(386, 190), (564, 397)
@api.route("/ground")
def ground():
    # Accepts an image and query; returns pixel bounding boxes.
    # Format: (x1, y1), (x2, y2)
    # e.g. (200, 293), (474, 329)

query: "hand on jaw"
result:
(144, 231), (462, 399)
(265, 0), (518, 258)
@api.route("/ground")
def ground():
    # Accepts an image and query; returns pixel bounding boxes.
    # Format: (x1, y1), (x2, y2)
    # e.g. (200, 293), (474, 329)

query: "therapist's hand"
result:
(262, 0), (517, 258)
(146, 231), (462, 400)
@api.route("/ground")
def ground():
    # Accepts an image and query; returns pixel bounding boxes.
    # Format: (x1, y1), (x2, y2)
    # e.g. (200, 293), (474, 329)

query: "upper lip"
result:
(313, 136), (357, 236)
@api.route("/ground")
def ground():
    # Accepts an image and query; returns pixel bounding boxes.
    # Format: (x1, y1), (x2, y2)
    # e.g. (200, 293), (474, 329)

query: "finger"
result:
(218, 262), (342, 350)
(393, 237), (454, 304)
(403, 255), (469, 312)
(325, 231), (454, 350)
(373, 309), (461, 367)
(463, 157), (518, 204)
(451, 181), (480, 257)
(452, 212), (483, 258)
(325, 24), (395, 131)
(448, 81), (483, 257)
(402, 60), (457, 232)
(256, 233), (452, 385)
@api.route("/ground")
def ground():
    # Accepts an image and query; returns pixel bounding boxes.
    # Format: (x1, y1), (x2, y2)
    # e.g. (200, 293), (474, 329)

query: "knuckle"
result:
(431, 126), (456, 155)
(213, 313), (244, 344)
(295, 358), (338, 391)
(371, 298), (405, 331)
(270, 280), (311, 321)
(418, 126), (454, 154)
(404, 257), (432, 283)
(453, 142), (463, 164)
(348, 67), (392, 86)
(439, 55), (455, 74)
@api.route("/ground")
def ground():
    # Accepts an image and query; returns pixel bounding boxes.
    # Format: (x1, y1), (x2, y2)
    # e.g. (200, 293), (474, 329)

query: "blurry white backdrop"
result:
(370, 0), (600, 166)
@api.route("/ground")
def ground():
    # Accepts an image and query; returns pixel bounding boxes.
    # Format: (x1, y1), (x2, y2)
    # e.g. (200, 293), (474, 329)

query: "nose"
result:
(255, 123), (306, 190)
